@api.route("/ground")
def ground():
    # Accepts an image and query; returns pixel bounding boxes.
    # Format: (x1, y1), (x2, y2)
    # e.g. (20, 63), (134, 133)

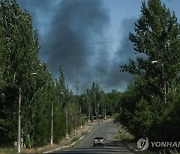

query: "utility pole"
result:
(75, 71), (80, 96)
(65, 105), (69, 138)
(97, 103), (100, 125)
(80, 106), (82, 129)
(104, 101), (107, 120)
(95, 76), (100, 125)
(74, 71), (80, 132)
(88, 106), (91, 123)
(60, 91), (69, 138)
(18, 87), (21, 153)
(50, 100), (53, 145)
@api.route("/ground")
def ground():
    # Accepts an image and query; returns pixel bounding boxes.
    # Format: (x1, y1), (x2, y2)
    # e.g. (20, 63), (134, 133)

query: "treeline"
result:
(0, 0), (119, 148)
(0, 0), (74, 147)
(116, 0), (180, 147)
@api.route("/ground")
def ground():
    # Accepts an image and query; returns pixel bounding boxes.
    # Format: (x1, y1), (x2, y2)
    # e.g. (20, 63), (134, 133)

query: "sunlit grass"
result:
(115, 124), (135, 141)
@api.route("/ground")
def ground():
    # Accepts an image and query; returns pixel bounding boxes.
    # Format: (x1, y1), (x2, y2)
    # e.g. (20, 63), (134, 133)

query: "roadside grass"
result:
(0, 124), (90, 154)
(116, 124), (135, 141)
(0, 128), (88, 154)
(82, 131), (87, 136)
(0, 147), (16, 154)
(115, 124), (155, 154)
(115, 124), (180, 154)
(0, 121), (96, 153)
(72, 137), (80, 143)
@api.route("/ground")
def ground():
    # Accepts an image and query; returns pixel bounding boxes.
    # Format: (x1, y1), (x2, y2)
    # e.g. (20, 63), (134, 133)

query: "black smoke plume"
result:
(17, 0), (138, 92)
(42, 0), (110, 91)
(105, 18), (137, 91)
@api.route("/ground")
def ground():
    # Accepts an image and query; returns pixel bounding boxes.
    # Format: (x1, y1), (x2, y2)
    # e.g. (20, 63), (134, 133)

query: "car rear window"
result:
(94, 137), (104, 139)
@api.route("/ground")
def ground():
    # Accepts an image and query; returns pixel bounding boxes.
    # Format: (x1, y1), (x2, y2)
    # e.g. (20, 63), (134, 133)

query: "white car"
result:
(93, 137), (105, 147)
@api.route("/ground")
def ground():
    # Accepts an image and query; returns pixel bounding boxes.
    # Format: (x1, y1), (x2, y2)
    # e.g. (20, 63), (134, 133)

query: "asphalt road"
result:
(55, 120), (134, 154)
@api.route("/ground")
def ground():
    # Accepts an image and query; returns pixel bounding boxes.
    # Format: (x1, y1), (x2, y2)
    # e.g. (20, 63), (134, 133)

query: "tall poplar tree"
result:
(121, 0), (180, 103)
(0, 0), (41, 144)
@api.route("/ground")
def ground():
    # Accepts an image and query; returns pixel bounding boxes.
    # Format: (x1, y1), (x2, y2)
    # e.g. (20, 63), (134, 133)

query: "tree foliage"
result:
(119, 0), (180, 147)
(0, 0), (82, 147)
(121, 0), (180, 103)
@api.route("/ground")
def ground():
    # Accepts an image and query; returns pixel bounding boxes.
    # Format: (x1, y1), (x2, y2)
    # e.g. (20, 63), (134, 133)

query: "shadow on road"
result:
(105, 139), (135, 153)
(56, 139), (134, 154)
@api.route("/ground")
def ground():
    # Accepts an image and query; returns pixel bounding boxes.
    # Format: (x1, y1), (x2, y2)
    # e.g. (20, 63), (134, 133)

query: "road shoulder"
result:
(21, 122), (94, 153)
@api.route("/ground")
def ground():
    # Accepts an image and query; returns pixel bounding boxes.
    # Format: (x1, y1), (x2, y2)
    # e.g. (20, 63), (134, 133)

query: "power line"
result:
(38, 39), (134, 54)
(39, 51), (135, 54)
(41, 40), (125, 47)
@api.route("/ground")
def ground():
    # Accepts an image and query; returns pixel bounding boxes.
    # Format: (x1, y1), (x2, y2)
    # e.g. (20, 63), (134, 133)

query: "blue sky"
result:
(17, 0), (180, 93)
(104, 0), (180, 42)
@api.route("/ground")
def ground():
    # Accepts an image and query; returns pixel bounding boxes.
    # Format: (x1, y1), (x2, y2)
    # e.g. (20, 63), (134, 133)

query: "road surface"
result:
(55, 120), (134, 154)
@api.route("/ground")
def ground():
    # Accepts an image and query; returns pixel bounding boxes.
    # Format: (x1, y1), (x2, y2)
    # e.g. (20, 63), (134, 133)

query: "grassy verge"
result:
(115, 124), (180, 154)
(115, 124), (156, 154)
(0, 147), (16, 154)
(71, 136), (80, 144)
(116, 124), (135, 141)
(22, 122), (92, 153)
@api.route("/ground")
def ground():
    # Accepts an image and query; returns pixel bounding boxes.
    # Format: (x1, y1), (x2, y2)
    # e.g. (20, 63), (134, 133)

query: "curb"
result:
(44, 125), (94, 153)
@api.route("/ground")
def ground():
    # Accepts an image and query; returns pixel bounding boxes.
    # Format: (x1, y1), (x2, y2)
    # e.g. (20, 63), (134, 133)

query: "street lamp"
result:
(104, 101), (107, 120)
(17, 87), (21, 153)
(97, 103), (100, 125)
(60, 92), (69, 138)
(17, 72), (37, 153)
(88, 106), (91, 123)
(81, 98), (85, 129)
(151, 60), (158, 64)
(151, 60), (167, 104)
(80, 106), (82, 129)
(65, 105), (69, 138)
(51, 99), (53, 146)
(31, 73), (55, 145)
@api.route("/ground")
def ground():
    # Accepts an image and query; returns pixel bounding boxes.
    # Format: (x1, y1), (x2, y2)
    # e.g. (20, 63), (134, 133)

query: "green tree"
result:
(121, 0), (180, 104)
(90, 82), (102, 120)
(0, 0), (41, 145)
(25, 64), (53, 147)
(106, 90), (122, 115)
(130, 97), (154, 138)
(80, 89), (93, 122)
(119, 0), (180, 146)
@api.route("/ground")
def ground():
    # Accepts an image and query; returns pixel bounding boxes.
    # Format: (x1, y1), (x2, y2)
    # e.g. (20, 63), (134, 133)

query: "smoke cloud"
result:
(104, 18), (137, 91)
(17, 0), (138, 92)
(42, 0), (111, 91)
